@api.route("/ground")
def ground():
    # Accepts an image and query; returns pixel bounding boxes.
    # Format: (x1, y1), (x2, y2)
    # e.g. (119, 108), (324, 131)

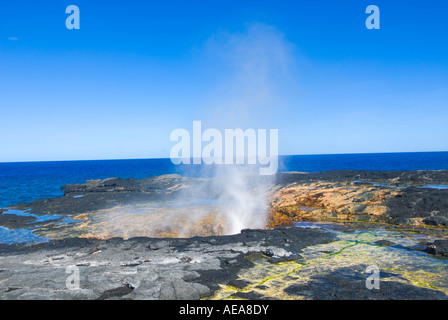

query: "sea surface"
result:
(0, 152), (448, 208)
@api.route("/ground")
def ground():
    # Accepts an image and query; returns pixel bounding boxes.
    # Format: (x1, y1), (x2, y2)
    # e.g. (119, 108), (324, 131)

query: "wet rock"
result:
(269, 252), (302, 263)
(231, 291), (265, 300)
(283, 265), (447, 300)
(261, 249), (274, 257)
(13, 174), (188, 216)
(270, 171), (448, 228)
(374, 240), (396, 247)
(425, 240), (448, 257)
(227, 279), (252, 290)
(422, 217), (448, 227)
(97, 283), (135, 300)
(62, 175), (183, 196)
(159, 280), (207, 300)
(0, 213), (37, 229)
(385, 187), (448, 223)
(274, 170), (448, 185)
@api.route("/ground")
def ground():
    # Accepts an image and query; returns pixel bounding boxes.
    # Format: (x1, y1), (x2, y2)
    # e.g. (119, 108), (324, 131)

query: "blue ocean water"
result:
(0, 152), (447, 208)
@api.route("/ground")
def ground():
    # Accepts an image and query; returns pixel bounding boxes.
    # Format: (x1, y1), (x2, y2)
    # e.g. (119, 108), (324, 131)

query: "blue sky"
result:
(0, 0), (447, 161)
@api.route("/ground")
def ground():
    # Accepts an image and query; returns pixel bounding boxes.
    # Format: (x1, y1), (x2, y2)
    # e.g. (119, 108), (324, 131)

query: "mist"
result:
(84, 23), (297, 239)
(174, 22), (296, 235)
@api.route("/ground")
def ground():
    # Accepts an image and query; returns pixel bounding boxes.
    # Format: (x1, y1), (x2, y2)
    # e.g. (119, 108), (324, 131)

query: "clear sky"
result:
(1, 0), (447, 161)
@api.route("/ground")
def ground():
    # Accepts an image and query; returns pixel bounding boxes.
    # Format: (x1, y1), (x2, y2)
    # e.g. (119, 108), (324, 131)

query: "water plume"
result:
(88, 23), (297, 238)
(184, 22), (296, 234)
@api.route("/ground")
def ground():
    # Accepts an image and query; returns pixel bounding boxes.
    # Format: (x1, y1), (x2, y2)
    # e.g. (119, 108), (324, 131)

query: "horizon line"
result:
(1, 150), (447, 164)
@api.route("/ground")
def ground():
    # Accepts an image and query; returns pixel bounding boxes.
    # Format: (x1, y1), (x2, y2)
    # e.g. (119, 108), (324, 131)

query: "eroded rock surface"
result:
(1, 171), (447, 300)
(0, 227), (336, 300)
(269, 171), (448, 228)
(3, 171), (448, 237)
(425, 240), (448, 257)
(0, 213), (37, 229)
(283, 265), (447, 300)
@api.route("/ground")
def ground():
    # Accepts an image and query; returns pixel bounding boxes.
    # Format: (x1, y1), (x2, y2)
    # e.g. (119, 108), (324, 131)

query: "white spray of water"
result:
(79, 23), (298, 239)
(201, 23), (296, 129)
(186, 23), (297, 234)
(211, 166), (270, 234)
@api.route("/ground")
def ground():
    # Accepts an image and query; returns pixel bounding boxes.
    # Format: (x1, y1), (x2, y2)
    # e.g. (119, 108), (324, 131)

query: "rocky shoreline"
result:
(1, 223), (447, 300)
(0, 227), (337, 300)
(4, 170), (448, 232)
(1, 170), (448, 300)
(267, 170), (448, 228)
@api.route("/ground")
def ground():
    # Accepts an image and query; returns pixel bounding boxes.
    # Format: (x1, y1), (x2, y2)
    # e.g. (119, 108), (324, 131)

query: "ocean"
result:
(0, 152), (448, 208)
